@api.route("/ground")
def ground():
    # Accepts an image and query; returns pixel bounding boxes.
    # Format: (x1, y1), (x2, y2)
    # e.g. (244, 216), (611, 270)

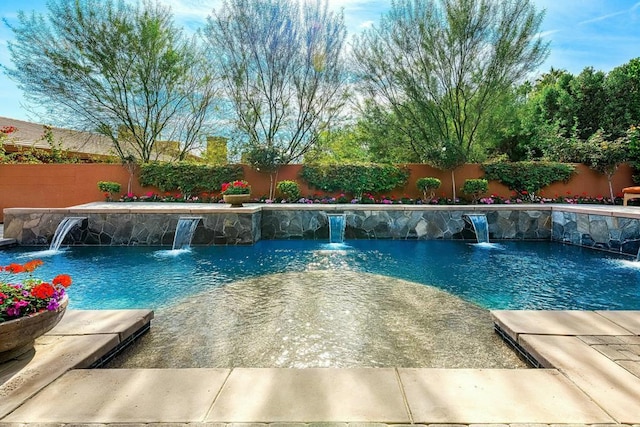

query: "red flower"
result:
(52, 274), (72, 288)
(5, 263), (25, 274)
(31, 283), (55, 299)
(24, 259), (43, 273)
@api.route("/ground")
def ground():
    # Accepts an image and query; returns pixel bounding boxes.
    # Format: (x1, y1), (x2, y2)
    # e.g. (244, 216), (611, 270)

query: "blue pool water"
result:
(1, 240), (639, 311)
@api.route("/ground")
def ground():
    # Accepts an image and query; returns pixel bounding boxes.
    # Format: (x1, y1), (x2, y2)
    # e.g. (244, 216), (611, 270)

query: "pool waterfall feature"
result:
(49, 216), (86, 250)
(463, 214), (489, 244)
(172, 217), (202, 250)
(3, 203), (640, 258)
(327, 213), (346, 243)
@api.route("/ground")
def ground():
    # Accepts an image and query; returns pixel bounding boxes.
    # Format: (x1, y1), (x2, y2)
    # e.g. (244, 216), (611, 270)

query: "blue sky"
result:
(0, 0), (638, 122)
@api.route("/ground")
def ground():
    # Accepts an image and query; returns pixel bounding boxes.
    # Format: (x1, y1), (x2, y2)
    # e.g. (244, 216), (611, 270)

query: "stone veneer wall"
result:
(261, 207), (551, 240)
(5, 204), (640, 257)
(552, 210), (640, 256)
(3, 209), (261, 246)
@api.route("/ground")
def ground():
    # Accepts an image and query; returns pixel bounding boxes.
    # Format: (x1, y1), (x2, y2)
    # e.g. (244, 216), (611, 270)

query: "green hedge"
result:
(301, 163), (410, 198)
(139, 162), (244, 197)
(482, 161), (575, 196)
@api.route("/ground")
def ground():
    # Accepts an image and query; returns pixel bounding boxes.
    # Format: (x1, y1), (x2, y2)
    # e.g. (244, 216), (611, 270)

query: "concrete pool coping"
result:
(1, 309), (639, 425)
(7, 200), (640, 216)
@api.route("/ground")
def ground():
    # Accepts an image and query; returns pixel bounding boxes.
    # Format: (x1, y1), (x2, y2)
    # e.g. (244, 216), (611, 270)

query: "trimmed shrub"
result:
(276, 180), (301, 201)
(97, 181), (121, 201)
(416, 177), (441, 201)
(301, 163), (410, 198)
(462, 179), (488, 204)
(482, 161), (575, 198)
(139, 162), (243, 197)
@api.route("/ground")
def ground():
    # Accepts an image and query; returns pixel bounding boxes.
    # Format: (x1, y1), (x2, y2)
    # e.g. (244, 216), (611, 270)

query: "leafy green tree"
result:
(304, 126), (371, 164)
(352, 0), (548, 199)
(510, 58), (640, 158)
(570, 67), (607, 140)
(4, 0), (217, 162)
(244, 145), (285, 199)
(205, 0), (349, 164)
(604, 58), (640, 138)
(579, 130), (629, 202)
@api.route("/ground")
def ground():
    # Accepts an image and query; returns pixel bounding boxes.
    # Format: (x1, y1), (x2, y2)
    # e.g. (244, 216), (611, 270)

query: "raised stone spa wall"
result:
(4, 204), (640, 257)
(3, 207), (261, 246)
(260, 206), (552, 240)
(552, 207), (640, 257)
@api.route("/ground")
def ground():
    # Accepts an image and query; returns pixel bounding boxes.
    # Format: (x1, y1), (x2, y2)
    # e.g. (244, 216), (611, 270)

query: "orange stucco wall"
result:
(0, 162), (635, 222)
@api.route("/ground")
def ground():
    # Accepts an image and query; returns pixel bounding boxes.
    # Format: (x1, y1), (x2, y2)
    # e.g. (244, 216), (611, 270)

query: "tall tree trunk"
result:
(451, 169), (457, 202)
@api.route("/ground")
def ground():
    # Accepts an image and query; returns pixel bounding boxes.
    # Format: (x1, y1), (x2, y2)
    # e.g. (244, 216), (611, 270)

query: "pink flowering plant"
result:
(0, 260), (72, 322)
(220, 180), (251, 195)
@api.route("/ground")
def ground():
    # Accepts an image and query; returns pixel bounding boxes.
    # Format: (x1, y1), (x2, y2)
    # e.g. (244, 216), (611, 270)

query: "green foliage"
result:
(7, 0), (216, 162)
(205, 0), (348, 163)
(482, 161), (576, 197)
(580, 130), (628, 177)
(579, 130), (629, 201)
(605, 58), (640, 138)
(502, 58), (640, 162)
(301, 164), (410, 198)
(139, 162), (243, 197)
(304, 126), (371, 164)
(97, 181), (121, 194)
(353, 0), (548, 166)
(244, 145), (285, 173)
(462, 179), (489, 204)
(416, 177), (441, 191)
(416, 177), (441, 201)
(276, 180), (301, 201)
(627, 126), (640, 183)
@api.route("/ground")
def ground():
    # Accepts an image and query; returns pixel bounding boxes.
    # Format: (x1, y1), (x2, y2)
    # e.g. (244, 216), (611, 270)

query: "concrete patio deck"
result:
(1, 309), (639, 425)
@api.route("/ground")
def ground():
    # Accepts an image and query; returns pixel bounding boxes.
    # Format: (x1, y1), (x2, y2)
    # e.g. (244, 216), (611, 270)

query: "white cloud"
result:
(579, 9), (626, 25)
(358, 20), (375, 29)
(535, 29), (561, 39)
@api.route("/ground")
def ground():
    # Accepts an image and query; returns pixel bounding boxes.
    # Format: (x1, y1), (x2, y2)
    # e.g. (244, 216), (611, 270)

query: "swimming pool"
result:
(2, 240), (639, 311)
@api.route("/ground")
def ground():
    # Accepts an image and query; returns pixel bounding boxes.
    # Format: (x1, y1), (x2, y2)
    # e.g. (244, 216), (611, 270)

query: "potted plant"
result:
(221, 180), (251, 207)
(0, 260), (72, 362)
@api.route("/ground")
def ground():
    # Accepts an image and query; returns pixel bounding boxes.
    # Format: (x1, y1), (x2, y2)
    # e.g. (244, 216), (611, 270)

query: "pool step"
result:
(0, 309), (153, 418)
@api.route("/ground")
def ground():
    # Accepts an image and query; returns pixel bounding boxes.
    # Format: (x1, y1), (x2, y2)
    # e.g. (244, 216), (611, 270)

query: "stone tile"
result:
(591, 345), (630, 360)
(399, 368), (613, 424)
(505, 424), (549, 427)
(520, 335), (640, 424)
(3, 369), (230, 423)
(619, 335), (640, 344)
(206, 368), (409, 423)
(491, 311), (632, 340)
(579, 335), (625, 345)
(596, 311), (640, 335)
(0, 334), (118, 418)
(48, 309), (154, 342)
(619, 346), (640, 361)
(618, 360), (640, 378)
